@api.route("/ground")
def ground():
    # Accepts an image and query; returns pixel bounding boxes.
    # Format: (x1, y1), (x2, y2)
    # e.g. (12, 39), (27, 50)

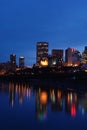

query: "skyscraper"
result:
(65, 48), (72, 65)
(52, 49), (64, 66)
(36, 42), (48, 64)
(65, 48), (81, 66)
(10, 54), (16, 71)
(19, 56), (25, 68)
(72, 50), (81, 64)
(82, 46), (87, 64)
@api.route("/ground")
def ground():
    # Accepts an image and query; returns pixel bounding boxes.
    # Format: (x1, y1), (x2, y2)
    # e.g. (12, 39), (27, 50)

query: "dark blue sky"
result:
(0, 0), (87, 65)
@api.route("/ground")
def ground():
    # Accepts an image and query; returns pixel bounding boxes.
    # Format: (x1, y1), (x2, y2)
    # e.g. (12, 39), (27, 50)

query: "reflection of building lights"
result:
(71, 104), (76, 117)
(40, 92), (48, 105)
(19, 98), (23, 104)
(70, 93), (72, 101)
(67, 93), (70, 103)
(39, 88), (41, 94)
(50, 89), (55, 103)
(9, 82), (15, 107)
(75, 94), (77, 101)
(16, 84), (19, 93)
(57, 90), (61, 100)
(51, 89), (54, 95)
(52, 95), (55, 103)
(26, 88), (31, 97)
(82, 108), (85, 115)
(18, 86), (20, 94)
(11, 100), (14, 107)
(67, 93), (77, 103)
(38, 112), (47, 121)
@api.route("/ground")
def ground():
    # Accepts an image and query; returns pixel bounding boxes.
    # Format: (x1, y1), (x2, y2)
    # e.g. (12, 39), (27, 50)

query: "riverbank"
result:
(0, 70), (87, 85)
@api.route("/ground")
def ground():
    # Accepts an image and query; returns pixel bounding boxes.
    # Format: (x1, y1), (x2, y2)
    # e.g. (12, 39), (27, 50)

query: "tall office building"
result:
(36, 42), (48, 64)
(19, 56), (25, 68)
(52, 49), (64, 66)
(82, 46), (87, 64)
(65, 48), (81, 66)
(10, 54), (16, 71)
(65, 48), (73, 65)
(72, 50), (81, 63)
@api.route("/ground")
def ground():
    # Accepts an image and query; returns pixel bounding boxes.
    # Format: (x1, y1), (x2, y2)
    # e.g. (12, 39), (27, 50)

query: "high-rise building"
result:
(65, 48), (73, 65)
(65, 48), (81, 66)
(82, 46), (87, 64)
(36, 42), (48, 64)
(72, 50), (81, 63)
(52, 49), (64, 66)
(10, 54), (16, 71)
(19, 56), (25, 68)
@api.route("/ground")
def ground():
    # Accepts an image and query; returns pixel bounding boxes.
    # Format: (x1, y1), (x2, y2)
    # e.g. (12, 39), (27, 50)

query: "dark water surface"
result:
(0, 80), (87, 130)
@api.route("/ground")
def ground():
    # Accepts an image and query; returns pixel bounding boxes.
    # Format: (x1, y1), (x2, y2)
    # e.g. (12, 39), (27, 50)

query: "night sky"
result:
(0, 0), (87, 65)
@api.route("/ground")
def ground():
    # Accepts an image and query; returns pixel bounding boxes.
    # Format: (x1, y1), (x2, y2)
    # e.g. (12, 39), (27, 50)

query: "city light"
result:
(40, 92), (48, 105)
(40, 59), (48, 66)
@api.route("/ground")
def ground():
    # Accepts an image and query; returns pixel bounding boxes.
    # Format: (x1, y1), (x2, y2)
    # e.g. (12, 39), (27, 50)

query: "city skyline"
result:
(0, 43), (86, 66)
(1, 0), (87, 65)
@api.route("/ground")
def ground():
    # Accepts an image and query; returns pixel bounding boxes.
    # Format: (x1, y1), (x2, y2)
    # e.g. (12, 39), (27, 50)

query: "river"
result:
(0, 80), (87, 129)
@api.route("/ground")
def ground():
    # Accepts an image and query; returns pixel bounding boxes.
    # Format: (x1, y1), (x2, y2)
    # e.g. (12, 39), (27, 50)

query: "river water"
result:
(0, 80), (87, 130)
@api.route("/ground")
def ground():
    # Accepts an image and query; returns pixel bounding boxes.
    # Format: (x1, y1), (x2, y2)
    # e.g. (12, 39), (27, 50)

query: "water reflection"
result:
(65, 92), (77, 117)
(0, 81), (87, 119)
(9, 82), (32, 106)
(35, 90), (48, 120)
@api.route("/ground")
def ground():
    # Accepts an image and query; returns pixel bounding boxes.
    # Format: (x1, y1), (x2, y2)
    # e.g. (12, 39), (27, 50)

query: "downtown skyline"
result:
(0, 0), (87, 65)
(0, 42), (86, 67)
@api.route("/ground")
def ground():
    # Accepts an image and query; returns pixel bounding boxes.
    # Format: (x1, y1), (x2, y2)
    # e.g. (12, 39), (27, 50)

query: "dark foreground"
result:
(1, 70), (87, 91)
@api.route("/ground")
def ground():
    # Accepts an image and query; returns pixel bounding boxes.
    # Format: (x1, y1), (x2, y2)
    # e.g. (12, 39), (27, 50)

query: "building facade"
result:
(65, 48), (81, 66)
(72, 50), (81, 64)
(52, 49), (64, 66)
(10, 54), (16, 71)
(19, 56), (25, 68)
(36, 42), (48, 64)
(65, 48), (73, 66)
(82, 46), (87, 64)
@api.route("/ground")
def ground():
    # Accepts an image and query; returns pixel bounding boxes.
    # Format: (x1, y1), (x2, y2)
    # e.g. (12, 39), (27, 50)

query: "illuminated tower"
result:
(10, 54), (16, 71)
(65, 48), (72, 65)
(36, 42), (48, 64)
(52, 49), (64, 66)
(65, 48), (81, 66)
(82, 46), (87, 64)
(72, 50), (81, 64)
(19, 56), (25, 68)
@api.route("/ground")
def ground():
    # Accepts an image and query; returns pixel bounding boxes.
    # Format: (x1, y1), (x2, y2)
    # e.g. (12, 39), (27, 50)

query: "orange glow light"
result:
(40, 59), (48, 66)
(40, 92), (48, 104)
